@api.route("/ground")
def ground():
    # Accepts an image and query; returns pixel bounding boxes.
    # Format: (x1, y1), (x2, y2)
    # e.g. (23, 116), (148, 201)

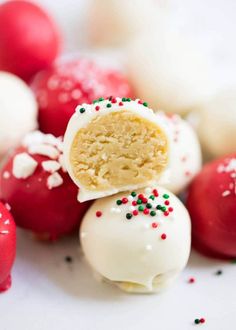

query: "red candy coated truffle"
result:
(0, 202), (16, 293)
(187, 154), (236, 259)
(0, 132), (90, 240)
(0, 0), (61, 81)
(31, 58), (133, 136)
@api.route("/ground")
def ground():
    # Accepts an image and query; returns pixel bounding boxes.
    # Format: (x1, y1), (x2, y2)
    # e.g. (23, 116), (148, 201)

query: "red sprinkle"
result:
(152, 222), (158, 228)
(138, 100), (143, 104)
(122, 197), (128, 204)
(132, 201), (137, 206)
(96, 211), (102, 217)
(161, 233), (167, 240)
(164, 211), (169, 216)
(164, 200), (170, 206)
(143, 208), (149, 215)
(138, 194), (144, 199)
(119, 102), (123, 106)
(153, 189), (159, 197)
(133, 210), (138, 216)
(142, 197), (148, 203)
(200, 318), (205, 324)
(95, 106), (100, 111)
(111, 98), (117, 103)
(168, 207), (173, 212)
(188, 277), (195, 284)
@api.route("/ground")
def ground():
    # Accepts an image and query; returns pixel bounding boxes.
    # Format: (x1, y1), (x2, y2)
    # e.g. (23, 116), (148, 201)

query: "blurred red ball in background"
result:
(31, 58), (134, 136)
(0, 0), (61, 81)
(0, 202), (16, 293)
(187, 154), (236, 259)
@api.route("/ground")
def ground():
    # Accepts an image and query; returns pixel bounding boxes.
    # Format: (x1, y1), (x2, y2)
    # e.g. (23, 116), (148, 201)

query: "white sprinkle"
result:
(0, 230), (9, 235)
(110, 207), (121, 214)
(71, 89), (82, 100)
(146, 244), (153, 251)
(42, 160), (61, 173)
(4, 219), (10, 225)
(231, 172), (236, 178)
(58, 154), (67, 172)
(13, 153), (38, 179)
(5, 203), (11, 211)
(145, 187), (152, 194)
(58, 93), (70, 103)
(3, 171), (10, 179)
(217, 159), (236, 173)
(129, 206), (135, 212)
(222, 190), (231, 197)
(28, 144), (60, 159)
(127, 195), (134, 202)
(47, 172), (63, 189)
(0, 213), (2, 218)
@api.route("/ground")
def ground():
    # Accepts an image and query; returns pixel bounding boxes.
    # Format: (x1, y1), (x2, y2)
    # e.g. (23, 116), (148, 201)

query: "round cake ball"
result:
(0, 72), (37, 158)
(0, 202), (16, 293)
(0, 131), (90, 240)
(88, 0), (162, 47)
(80, 186), (191, 293)
(126, 30), (214, 114)
(159, 113), (202, 194)
(0, 0), (61, 81)
(31, 58), (133, 136)
(64, 98), (172, 202)
(197, 89), (236, 158)
(187, 155), (236, 258)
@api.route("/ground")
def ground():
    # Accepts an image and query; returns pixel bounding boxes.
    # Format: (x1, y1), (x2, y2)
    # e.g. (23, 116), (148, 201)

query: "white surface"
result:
(0, 230), (235, 330)
(0, 0), (236, 329)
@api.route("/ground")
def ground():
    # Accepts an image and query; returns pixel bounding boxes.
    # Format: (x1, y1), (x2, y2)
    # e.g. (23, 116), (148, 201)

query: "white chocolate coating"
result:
(80, 186), (191, 293)
(197, 89), (236, 158)
(63, 98), (173, 202)
(158, 113), (202, 194)
(126, 30), (215, 115)
(0, 72), (38, 158)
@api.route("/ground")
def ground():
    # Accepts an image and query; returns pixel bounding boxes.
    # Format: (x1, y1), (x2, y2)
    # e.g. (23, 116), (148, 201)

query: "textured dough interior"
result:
(70, 111), (168, 191)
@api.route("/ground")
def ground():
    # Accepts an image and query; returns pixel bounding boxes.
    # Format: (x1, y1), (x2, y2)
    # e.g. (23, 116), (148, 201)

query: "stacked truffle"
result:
(63, 97), (201, 293)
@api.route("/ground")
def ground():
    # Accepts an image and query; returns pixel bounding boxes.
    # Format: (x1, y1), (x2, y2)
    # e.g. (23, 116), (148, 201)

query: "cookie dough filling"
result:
(70, 111), (168, 192)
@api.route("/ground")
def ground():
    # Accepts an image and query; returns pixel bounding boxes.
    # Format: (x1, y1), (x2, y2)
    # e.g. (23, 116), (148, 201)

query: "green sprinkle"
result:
(150, 210), (156, 217)
(146, 203), (152, 209)
(106, 103), (112, 108)
(131, 191), (137, 197)
(156, 205), (162, 210)
(138, 205), (144, 212)
(122, 97), (127, 102)
(126, 98), (131, 102)
(163, 194), (169, 199)
(194, 319), (200, 325)
(79, 108), (85, 113)
(92, 99), (98, 104)
(143, 102), (148, 107)
(116, 200), (122, 205)
(161, 206), (166, 212)
(137, 199), (142, 205)
(126, 213), (132, 220)
(149, 195), (155, 200)
(98, 97), (104, 101)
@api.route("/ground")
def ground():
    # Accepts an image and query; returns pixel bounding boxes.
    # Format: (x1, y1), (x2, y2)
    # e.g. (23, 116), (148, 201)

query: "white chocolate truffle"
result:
(80, 186), (191, 293)
(88, 0), (165, 47)
(64, 98), (172, 202)
(197, 89), (236, 158)
(0, 72), (38, 158)
(159, 113), (202, 194)
(126, 30), (215, 115)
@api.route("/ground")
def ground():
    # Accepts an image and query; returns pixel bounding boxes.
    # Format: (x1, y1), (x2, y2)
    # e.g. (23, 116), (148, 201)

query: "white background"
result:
(0, 1), (236, 329)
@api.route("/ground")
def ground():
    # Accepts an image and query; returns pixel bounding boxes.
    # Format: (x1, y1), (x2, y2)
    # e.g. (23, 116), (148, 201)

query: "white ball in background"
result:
(159, 113), (202, 194)
(87, 0), (165, 47)
(0, 72), (38, 158)
(197, 89), (236, 158)
(126, 29), (215, 115)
